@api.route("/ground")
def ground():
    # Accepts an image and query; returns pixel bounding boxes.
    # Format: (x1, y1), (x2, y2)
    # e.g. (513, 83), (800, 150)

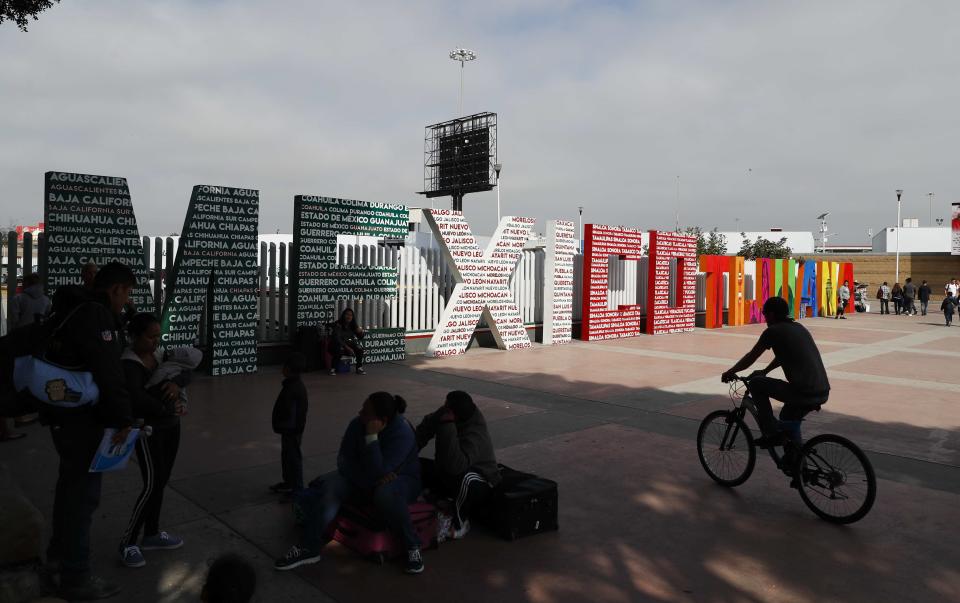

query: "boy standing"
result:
(942, 292), (958, 327)
(270, 353), (309, 494)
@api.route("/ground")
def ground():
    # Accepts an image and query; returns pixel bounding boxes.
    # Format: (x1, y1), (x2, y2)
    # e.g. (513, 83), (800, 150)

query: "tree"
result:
(679, 226), (728, 257)
(737, 233), (792, 260)
(1, 1), (61, 32)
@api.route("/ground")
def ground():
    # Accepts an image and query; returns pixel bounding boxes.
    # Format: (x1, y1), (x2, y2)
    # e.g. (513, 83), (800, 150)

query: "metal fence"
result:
(2, 231), (756, 339)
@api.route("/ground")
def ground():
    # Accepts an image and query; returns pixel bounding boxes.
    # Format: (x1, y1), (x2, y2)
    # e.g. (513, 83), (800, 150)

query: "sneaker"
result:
(269, 482), (294, 494)
(274, 545), (321, 571)
(140, 531), (183, 551)
(329, 369), (337, 376)
(57, 575), (122, 600)
(451, 519), (471, 540)
(405, 548), (424, 574)
(356, 367), (366, 375)
(118, 545), (145, 568)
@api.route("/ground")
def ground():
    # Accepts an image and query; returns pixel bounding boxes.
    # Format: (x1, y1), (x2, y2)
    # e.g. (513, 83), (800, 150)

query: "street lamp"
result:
(449, 48), (477, 117)
(817, 212), (830, 253)
(928, 192), (934, 227)
(494, 163), (502, 223)
(578, 206), (584, 254)
(895, 189), (903, 284)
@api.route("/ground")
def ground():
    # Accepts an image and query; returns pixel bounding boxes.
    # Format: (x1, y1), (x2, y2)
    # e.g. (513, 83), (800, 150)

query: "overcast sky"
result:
(2, 0), (957, 243)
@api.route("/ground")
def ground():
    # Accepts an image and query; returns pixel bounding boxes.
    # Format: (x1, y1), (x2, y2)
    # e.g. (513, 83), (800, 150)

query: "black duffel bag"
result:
(481, 463), (558, 541)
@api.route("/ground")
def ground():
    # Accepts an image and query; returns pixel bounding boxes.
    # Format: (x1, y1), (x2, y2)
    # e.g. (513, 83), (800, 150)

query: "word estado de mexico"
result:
(41, 171), (856, 372)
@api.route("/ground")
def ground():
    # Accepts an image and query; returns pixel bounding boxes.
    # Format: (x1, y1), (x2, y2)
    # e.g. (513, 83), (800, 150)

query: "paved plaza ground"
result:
(3, 311), (959, 602)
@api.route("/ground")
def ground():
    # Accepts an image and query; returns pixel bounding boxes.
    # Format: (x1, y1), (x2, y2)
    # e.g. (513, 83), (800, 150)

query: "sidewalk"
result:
(2, 312), (958, 602)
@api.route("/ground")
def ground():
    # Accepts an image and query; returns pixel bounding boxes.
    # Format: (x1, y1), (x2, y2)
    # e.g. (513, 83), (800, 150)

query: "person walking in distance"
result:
(836, 280), (851, 320)
(942, 291), (958, 327)
(902, 278), (917, 316)
(946, 278), (959, 301)
(877, 282), (891, 315)
(918, 280), (932, 317)
(38, 262), (135, 600)
(891, 283), (904, 316)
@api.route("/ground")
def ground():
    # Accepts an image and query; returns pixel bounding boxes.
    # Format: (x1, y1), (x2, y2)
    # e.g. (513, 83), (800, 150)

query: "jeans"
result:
(330, 347), (364, 370)
(920, 300), (928, 316)
(880, 299), (889, 314)
(47, 421), (104, 583)
(747, 376), (828, 438)
(121, 423), (181, 546)
(281, 433), (304, 490)
(903, 297), (915, 314)
(300, 471), (421, 552)
(893, 299), (902, 314)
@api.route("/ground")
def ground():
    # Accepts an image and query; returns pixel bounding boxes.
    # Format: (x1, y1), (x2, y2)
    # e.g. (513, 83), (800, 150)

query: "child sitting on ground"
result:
(201, 553), (256, 603)
(941, 291), (958, 326)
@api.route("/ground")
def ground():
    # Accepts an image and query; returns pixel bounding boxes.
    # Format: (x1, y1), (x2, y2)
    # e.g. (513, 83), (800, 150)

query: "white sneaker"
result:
(451, 519), (471, 540)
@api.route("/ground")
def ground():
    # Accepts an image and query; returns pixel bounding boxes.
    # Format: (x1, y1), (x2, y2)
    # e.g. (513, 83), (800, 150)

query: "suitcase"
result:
(329, 502), (438, 564)
(483, 464), (559, 541)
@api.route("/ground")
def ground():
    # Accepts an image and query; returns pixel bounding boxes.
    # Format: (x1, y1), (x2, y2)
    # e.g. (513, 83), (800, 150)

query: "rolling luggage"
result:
(329, 502), (438, 564)
(483, 464), (559, 541)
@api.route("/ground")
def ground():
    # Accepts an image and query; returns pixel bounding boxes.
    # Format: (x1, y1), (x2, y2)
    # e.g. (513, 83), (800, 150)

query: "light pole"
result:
(494, 163), (502, 223)
(578, 206), (584, 253)
(817, 212), (830, 253)
(928, 192), (934, 227)
(895, 189), (903, 284)
(675, 175), (680, 231)
(449, 48), (477, 117)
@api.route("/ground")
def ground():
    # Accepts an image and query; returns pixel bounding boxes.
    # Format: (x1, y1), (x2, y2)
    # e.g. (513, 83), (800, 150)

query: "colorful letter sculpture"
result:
(543, 220), (576, 345)
(289, 195), (409, 364)
(424, 210), (534, 357)
(43, 171), (153, 309)
(646, 231), (697, 334)
(161, 185), (260, 375)
(581, 225), (645, 341)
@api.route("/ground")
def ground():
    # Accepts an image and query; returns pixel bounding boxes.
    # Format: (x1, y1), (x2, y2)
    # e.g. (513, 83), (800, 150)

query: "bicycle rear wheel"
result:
(796, 434), (877, 524)
(697, 410), (756, 487)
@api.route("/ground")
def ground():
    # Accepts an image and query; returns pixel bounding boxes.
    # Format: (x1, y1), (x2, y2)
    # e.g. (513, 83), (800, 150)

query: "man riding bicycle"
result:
(721, 297), (830, 448)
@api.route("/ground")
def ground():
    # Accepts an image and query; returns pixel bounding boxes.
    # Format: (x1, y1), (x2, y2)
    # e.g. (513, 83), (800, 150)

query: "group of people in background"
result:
(875, 278), (955, 323)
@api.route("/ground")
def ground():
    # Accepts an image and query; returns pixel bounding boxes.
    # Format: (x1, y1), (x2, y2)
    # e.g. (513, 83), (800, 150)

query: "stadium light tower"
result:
(817, 212), (830, 253)
(449, 48), (477, 117)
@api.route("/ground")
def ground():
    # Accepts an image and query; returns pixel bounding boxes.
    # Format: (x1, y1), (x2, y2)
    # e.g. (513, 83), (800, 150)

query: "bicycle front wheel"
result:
(796, 434), (877, 524)
(697, 410), (756, 487)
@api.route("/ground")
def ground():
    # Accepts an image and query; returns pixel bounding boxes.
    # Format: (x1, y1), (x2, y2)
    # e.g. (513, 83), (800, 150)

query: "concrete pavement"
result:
(2, 311), (958, 602)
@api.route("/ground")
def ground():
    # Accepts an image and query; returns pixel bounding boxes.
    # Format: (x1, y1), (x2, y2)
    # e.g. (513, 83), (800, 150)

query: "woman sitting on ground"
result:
(328, 308), (365, 376)
(275, 392), (425, 574)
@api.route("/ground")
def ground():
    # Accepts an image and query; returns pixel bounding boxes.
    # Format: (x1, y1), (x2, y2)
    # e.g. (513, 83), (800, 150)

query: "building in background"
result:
(871, 223), (950, 253)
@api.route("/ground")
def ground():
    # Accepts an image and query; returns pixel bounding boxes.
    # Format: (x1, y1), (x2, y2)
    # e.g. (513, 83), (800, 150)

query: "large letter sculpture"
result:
(646, 231), (697, 334)
(290, 196), (408, 363)
(581, 225), (645, 340)
(800, 260), (818, 317)
(699, 255), (727, 329)
(543, 220), (575, 345)
(840, 262), (856, 314)
(425, 210), (534, 357)
(161, 185), (259, 375)
(43, 171), (153, 308)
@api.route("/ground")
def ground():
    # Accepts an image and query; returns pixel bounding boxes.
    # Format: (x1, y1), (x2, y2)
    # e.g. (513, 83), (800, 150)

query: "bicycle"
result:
(696, 375), (877, 524)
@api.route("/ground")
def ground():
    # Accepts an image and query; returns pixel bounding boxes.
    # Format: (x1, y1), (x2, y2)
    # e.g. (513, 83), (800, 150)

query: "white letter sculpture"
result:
(543, 220), (575, 345)
(425, 209), (534, 357)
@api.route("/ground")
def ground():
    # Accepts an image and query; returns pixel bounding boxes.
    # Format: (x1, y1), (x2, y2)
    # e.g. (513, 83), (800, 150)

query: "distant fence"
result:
(2, 231), (757, 340)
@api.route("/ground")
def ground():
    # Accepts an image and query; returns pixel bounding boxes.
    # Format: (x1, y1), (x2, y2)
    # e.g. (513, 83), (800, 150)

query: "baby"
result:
(145, 347), (203, 413)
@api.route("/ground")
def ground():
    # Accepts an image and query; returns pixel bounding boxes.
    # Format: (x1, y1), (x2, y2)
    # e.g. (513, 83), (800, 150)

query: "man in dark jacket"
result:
(38, 262), (135, 600)
(918, 280), (932, 316)
(270, 353), (308, 494)
(415, 390), (500, 539)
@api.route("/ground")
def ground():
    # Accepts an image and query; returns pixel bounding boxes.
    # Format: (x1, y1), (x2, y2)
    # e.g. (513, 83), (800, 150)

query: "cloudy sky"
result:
(1, 0), (957, 243)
